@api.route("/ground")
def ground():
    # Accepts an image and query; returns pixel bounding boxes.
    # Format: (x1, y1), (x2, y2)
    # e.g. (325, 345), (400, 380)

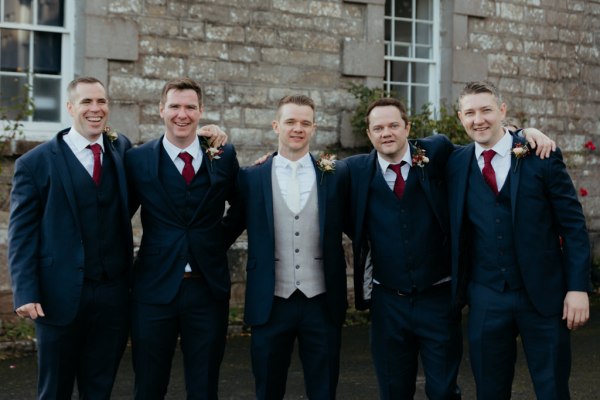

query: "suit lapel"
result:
(509, 138), (522, 225)
(452, 144), (475, 235)
(311, 154), (327, 247)
(104, 135), (129, 224)
(261, 156), (276, 242)
(50, 132), (82, 232)
(354, 151), (378, 246)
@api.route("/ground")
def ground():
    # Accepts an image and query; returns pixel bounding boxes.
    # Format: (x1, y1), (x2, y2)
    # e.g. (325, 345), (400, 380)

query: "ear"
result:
(405, 122), (411, 136)
(272, 120), (279, 135)
(159, 102), (165, 118)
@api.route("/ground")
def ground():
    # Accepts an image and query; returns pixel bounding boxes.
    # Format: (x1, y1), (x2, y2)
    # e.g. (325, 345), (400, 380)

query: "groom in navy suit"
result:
(447, 81), (590, 399)
(9, 76), (132, 399)
(126, 77), (239, 399)
(224, 95), (349, 399)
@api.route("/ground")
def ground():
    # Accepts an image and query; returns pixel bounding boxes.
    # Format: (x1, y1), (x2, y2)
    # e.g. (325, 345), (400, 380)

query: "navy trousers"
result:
(250, 291), (342, 400)
(131, 277), (228, 400)
(35, 278), (130, 400)
(468, 282), (571, 400)
(370, 283), (462, 400)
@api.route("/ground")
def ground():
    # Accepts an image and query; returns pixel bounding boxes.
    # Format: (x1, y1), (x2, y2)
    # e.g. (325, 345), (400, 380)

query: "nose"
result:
(473, 112), (484, 124)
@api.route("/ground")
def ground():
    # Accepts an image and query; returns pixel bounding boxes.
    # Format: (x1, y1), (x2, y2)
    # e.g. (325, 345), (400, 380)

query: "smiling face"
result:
(160, 88), (204, 149)
(366, 105), (411, 164)
(458, 92), (507, 149)
(66, 82), (109, 142)
(273, 103), (316, 161)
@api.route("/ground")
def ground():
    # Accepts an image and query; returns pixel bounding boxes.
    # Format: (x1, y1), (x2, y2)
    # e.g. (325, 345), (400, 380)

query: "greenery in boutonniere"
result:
(317, 153), (336, 184)
(201, 137), (224, 162)
(103, 126), (118, 142)
(511, 142), (530, 172)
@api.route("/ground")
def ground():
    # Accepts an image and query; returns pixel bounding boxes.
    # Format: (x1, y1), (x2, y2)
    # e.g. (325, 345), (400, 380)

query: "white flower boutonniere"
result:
(201, 138), (224, 163)
(411, 144), (429, 179)
(317, 153), (336, 184)
(511, 142), (530, 172)
(103, 126), (118, 142)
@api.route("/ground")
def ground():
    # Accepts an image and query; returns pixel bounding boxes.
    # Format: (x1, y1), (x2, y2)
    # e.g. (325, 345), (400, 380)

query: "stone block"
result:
(273, 0), (309, 14)
(245, 27), (280, 46)
(365, 3), (384, 41)
(309, 1), (343, 18)
(226, 85), (269, 106)
(454, 0), (494, 17)
(261, 48), (321, 66)
(342, 39), (384, 77)
(86, 0), (109, 15)
(244, 108), (275, 128)
(83, 58), (108, 85)
(109, 76), (165, 102)
(190, 42), (228, 59)
(181, 21), (206, 40)
(206, 25), (245, 43)
(188, 5), (252, 25)
(343, 0), (385, 5)
(453, 49), (489, 81)
(141, 56), (185, 79)
(86, 16), (139, 61)
(229, 45), (260, 63)
(340, 111), (370, 148)
(215, 62), (249, 81)
(138, 17), (180, 36)
(109, 0), (142, 13)
(188, 59), (218, 81)
(157, 38), (191, 56)
(109, 103), (141, 142)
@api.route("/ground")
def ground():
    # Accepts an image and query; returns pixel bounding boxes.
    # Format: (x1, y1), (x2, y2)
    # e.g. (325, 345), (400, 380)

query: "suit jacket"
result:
(346, 134), (454, 310)
(447, 136), (591, 316)
(223, 153), (350, 326)
(8, 128), (133, 326)
(126, 137), (239, 304)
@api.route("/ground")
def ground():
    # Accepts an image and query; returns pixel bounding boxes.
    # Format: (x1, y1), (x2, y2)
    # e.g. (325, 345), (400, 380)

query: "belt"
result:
(183, 272), (203, 279)
(377, 280), (451, 297)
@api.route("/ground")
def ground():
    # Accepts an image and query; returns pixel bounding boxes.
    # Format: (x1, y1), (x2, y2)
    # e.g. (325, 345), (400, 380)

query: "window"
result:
(1, 0), (72, 140)
(384, 0), (439, 113)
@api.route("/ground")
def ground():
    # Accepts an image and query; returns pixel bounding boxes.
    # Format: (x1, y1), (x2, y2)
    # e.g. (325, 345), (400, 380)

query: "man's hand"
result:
(522, 128), (556, 159)
(253, 152), (273, 166)
(562, 291), (589, 330)
(15, 303), (45, 320)
(198, 124), (228, 148)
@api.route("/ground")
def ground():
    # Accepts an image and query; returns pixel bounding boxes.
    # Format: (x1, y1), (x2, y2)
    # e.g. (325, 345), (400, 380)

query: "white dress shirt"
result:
(274, 153), (316, 211)
(63, 128), (104, 178)
(377, 146), (412, 191)
(474, 129), (512, 192)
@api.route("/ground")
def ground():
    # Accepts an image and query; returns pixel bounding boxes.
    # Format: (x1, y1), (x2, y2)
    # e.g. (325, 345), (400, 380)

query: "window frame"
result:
(383, 0), (440, 114)
(1, 0), (74, 141)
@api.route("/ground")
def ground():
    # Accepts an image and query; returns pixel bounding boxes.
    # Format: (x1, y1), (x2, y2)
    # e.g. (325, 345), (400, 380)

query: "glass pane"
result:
(1, 29), (31, 72)
(413, 62), (429, 84)
(415, 23), (431, 45)
(412, 86), (429, 112)
(395, 0), (412, 18)
(395, 21), (411, 43)
(34, 32), (61, 74)
(385, 0), (391, 17)
(415, 46), (431, 59)
(4, 0), (33, 23)
(38, 0), (64, 26)
(0, 75), (29, 120)
(384, 18), (391, 42)
(390, 61), (408, 83)
(393, 44), (409, 57)
(389, 84), (408, 105)
(33, 76), (61, 122)
(416, 0), (432, 20)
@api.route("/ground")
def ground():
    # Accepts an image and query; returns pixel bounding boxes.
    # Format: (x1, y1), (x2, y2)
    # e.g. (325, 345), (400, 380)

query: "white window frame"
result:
(384, 0), (440, 114)
(1, 0), (74, 141)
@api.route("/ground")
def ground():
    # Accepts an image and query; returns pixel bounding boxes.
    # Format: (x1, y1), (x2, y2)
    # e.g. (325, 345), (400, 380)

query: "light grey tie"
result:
(287, 161), (301, 213)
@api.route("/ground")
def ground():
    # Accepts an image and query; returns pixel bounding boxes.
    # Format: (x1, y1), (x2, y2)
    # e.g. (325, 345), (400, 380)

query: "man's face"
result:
(66, 82), (109, 141)
(458, 92), (507, 148)
(366, 105), (410, 163)
(160, 89), (203, 148)
(272, 103), (316, 160)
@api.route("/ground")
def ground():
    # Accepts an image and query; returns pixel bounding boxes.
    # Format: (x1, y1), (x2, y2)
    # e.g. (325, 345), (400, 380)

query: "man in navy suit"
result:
(447, 81), (590, 399)
(346, 98), (462, 399)
(126, 77), (239, 399)
(224, 95), (349, 399)
(9, 76), (132, 399)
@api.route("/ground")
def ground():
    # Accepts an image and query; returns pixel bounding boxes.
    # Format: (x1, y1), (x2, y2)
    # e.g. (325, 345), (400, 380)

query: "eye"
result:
(371, 126), (382, 133)
(390, 123), (401, 130)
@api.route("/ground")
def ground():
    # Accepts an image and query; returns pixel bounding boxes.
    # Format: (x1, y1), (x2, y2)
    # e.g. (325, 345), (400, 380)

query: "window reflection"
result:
(1, 29), (30, 72)
(4, 0), (33, 24)
(34, 31), (61, 74)
(38, 0), (64, 26)
(33, 76), (60, 122)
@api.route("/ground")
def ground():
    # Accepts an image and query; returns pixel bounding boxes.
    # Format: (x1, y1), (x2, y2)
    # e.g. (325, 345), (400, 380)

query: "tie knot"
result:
(88, 143), (102, 155)
(389, 161), (405, 174)
(178, 152), (193, 164)
(289, 161), (299, 174)
(482, 149), (496, 164)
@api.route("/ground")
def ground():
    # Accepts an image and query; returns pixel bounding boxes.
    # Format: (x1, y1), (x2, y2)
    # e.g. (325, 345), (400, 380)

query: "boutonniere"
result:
(103, 126), (118, 142)
(317, 153), (336, 184)
(511, 142), (530, 172)
(201, 138), (224, 163)
(411, 143), (429, 179)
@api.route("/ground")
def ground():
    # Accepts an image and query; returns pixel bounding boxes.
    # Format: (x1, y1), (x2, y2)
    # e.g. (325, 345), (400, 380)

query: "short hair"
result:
(160, 77), (203, 106)
(459, 81), (502, 106)
(365, 97), (409, 127)
(67, 76), (105, 101)
(276, 94), (316, 121)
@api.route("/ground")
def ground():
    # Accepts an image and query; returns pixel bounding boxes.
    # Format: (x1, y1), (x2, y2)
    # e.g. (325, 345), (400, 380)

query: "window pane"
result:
(33, 76), (60, 122)
(391, 61), (408, 83)
(4, 0), (33, 23)
(38, 0), (64, 26)
(1, 29), (30, 72)
(395, 20), (411, 43)
(394, 44), (409, 57)
(415, 46), (431, 59)
(416, 0), (432, 20)
(395, 0), (412, 18)
(415, 23), (431, 45)
(413, 62), (429, 84)
(34, 32), (61, 74)
(384, 18), (391, 41)
(0, 75), (29, 120)
(390, 84), (408, 104)
(412, 86), (429, 112)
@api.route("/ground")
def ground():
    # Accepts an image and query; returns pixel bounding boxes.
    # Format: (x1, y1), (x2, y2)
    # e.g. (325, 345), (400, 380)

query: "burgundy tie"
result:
(389, 162), (406, 199)
(482, 150), (498, 195)
(178, 152), (195, 185)
(88, 144), (102, 186)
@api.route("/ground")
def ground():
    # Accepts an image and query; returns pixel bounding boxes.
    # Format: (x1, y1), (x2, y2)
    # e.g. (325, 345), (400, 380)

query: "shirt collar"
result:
(474, 129), (512, 160)
(163, 135), (201, 162)
(377, 142), (412, 172)
(66, 127), (105, 152)
(275, 152), (312, 170)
